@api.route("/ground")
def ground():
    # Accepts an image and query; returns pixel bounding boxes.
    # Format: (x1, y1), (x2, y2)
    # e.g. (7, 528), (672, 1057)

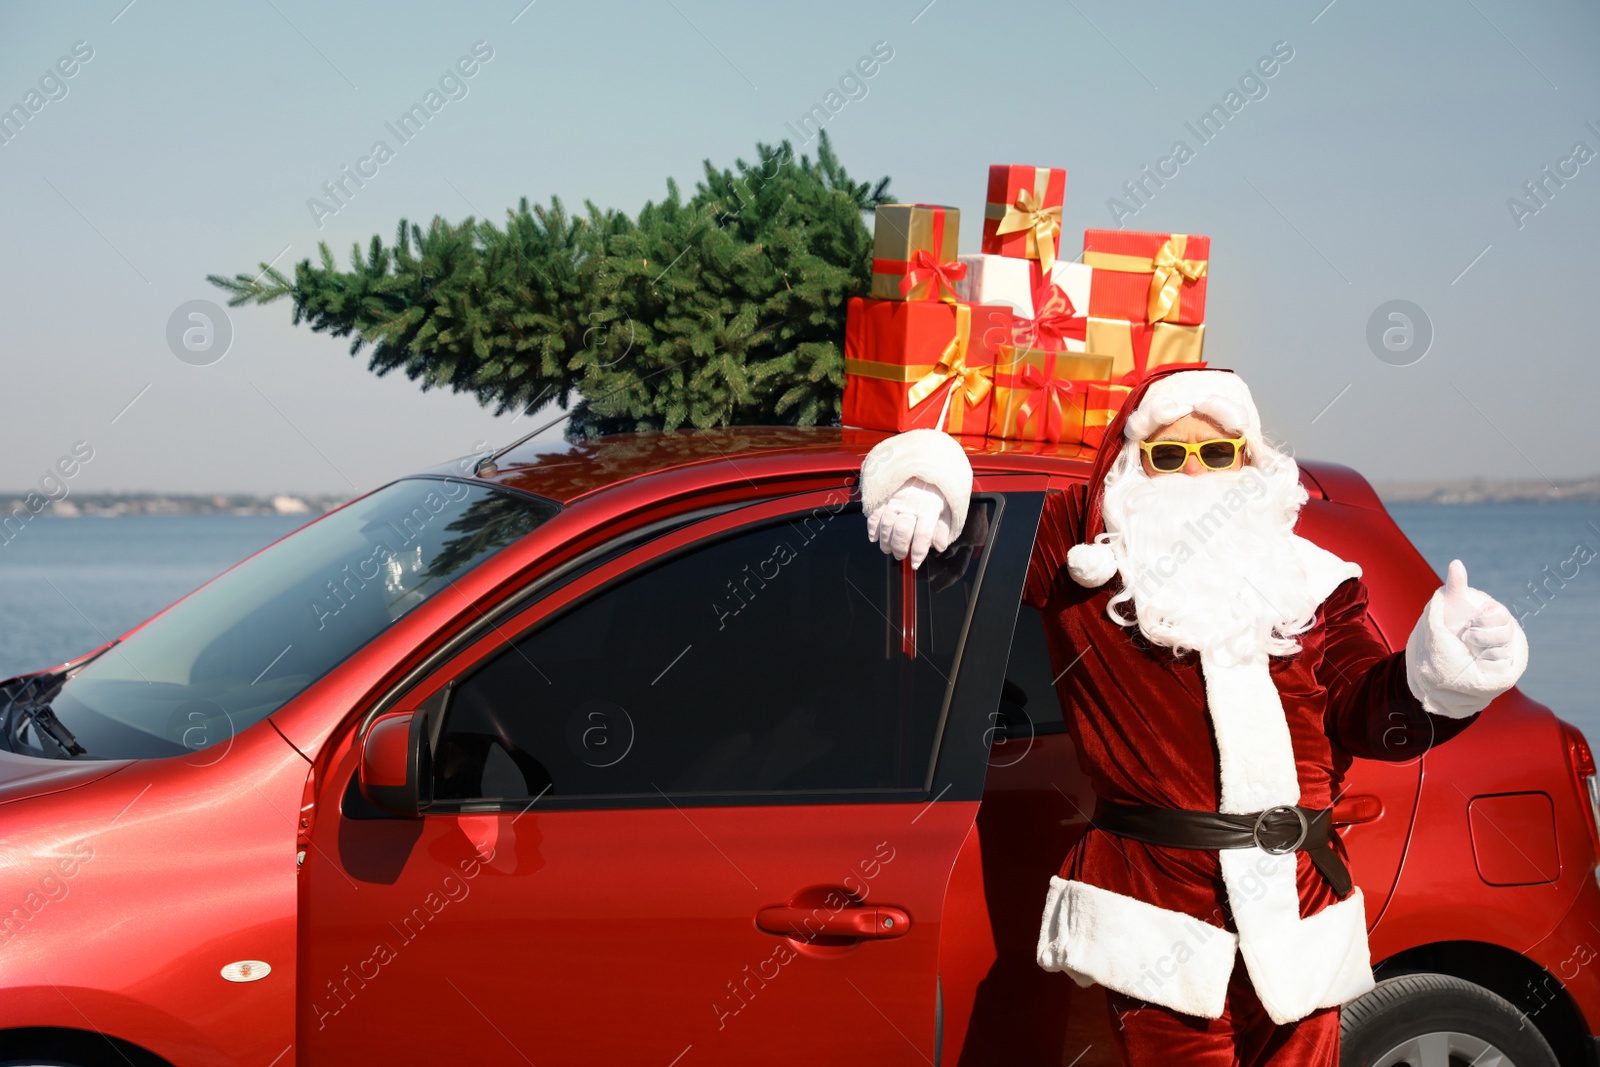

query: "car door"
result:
(299, 484), (1042, 1066)
(953, 588), (1113, 1065)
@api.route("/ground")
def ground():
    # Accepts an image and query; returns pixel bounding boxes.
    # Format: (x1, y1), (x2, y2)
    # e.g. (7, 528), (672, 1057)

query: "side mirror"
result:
(357, 709), (427, 817)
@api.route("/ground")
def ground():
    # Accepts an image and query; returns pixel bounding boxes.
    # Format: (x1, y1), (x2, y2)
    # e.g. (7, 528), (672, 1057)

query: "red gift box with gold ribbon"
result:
(1082, 230), (1210, 325)
(842, 297), (1013, 434)
(986, 345), (1114, 444)
(1079, 381), (1135, 449)
(982, 165), (1066, 273)
(870, 204), (965, 303)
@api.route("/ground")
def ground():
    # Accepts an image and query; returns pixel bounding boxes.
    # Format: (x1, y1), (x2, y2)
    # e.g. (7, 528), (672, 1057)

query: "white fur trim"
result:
(1036, 875), (1239, 1019)
(859, 429), (973, 537)
(1220, 851), (1375, 1025)
(1200, 652), (1301, 814)
(1405, 585), (1528, 719)
(1291, 536), (1363, 607)
(1067, 542), (1118, 588)
(1197, 646), (1376, 1022)
(1125, 371), (1261, 444)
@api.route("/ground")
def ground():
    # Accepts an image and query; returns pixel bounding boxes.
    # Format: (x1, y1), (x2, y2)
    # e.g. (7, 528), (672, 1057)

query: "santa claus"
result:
(858, 366), (1528, 1065)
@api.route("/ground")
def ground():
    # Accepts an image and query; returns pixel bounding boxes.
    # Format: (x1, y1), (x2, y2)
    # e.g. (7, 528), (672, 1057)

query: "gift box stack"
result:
(842, 163), (1211, 449)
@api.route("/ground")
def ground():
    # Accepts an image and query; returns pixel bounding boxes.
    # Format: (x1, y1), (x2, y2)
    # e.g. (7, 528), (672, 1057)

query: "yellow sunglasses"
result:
(1138, 436), (1246, 472)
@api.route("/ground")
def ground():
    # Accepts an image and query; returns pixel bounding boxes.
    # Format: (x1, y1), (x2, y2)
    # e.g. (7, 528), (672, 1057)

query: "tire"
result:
(1340, 973), (1559, 1067)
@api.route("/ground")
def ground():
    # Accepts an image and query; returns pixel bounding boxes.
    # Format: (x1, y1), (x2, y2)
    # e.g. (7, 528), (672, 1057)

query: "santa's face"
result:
(1100, 411), (1319, 665)
(1138, 413), (1246, 477)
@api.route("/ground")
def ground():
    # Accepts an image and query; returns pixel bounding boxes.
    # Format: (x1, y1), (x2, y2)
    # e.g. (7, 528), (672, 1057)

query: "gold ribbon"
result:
(992, 189), (1063, 273)
(844, 358), (945, 383)
(1147, 235), (1207, 323)
(906, 353), (993, 409)
(1083, 234), (1208, 323)
(1082, 382), (1133, 429)
(905, 306), (992, 410)
(843, 306), (992, 431)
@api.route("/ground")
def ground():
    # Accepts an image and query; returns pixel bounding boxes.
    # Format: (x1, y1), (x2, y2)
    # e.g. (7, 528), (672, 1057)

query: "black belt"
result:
(1091, 798), (1353, 899)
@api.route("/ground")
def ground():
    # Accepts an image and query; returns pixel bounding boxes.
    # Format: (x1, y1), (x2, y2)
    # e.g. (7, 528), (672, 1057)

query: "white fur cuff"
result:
(859, 428), (973, 538)
(1219, 850), (1375, 1025)
(1036, 876), (1239, 1019)
(1405, 586), (1529, 719)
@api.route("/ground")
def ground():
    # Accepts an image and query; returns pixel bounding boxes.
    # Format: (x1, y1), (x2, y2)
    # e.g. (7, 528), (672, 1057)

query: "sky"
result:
(0, 0), (1597, 495)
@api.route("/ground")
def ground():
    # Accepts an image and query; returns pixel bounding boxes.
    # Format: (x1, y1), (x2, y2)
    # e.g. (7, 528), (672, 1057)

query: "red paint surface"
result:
(1469, 793), (1561, 886)
(0, 426), (1593, 1064)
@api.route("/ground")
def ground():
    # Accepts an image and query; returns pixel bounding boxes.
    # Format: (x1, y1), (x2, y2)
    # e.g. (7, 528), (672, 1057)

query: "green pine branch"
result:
(207, 132), (892, 440)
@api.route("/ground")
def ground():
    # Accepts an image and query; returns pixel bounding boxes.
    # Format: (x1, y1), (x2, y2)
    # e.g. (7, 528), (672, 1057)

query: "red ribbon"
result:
(1017, 281), (1084, 349)
(1013, 361), (1077, 443)
(898, 247), (967, 301)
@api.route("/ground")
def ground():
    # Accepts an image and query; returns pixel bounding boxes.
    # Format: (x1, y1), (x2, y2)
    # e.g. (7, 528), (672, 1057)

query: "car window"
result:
(996, 605), (1067, 741)
(34, 478), (558, 760)
(427, 498), (996, 806)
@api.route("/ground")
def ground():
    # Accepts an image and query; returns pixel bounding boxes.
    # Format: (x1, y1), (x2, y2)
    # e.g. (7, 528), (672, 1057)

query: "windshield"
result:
(18, 478), (558, 760)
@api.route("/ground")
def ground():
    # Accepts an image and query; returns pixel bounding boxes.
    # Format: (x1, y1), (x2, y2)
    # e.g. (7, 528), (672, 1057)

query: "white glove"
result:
(1406, 557), (1528, 719)
(1439, 559), (1516, 664)
(866, 477), (955, 570)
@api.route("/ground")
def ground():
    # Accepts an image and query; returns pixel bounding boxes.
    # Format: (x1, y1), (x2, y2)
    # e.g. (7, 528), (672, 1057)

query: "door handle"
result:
(756, 904), (911, 941)
(1332, 794), (1383, 826)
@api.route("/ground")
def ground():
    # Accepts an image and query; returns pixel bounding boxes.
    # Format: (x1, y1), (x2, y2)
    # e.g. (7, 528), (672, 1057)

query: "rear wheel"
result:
(1340, 973), (1558, 1067)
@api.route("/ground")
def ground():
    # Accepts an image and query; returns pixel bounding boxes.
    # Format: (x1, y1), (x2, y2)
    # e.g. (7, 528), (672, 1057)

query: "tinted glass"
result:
(994, 605), (1067, 750)
(430, 499), (994, 804)
(1199, 440), (1239, 468)
(36, 479), (558, 760)
(1148, 444), (1188, 471)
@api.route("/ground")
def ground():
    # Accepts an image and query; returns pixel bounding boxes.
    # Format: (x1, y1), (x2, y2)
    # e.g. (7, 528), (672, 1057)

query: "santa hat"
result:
(1067, 366), (1264, 589)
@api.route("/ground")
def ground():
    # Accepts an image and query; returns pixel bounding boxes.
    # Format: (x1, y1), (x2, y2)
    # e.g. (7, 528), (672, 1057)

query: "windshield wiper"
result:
(15, 704), (87, 758)
(1, 670), (86, 758)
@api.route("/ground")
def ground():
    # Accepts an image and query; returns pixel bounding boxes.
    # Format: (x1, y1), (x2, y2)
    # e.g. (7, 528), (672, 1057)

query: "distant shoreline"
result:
(1375, 478), (1600, 505)
(2, 493), (346, 518)
(8, 479), (1600, 516)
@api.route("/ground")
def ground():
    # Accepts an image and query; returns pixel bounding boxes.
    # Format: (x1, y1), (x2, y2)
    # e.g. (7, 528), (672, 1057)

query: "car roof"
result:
(426, 425), (1104, 506)
(418, 424), (1378, 510)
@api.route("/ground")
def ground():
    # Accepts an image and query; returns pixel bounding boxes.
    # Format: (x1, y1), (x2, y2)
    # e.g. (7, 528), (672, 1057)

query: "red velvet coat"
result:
(859, 368), (1525, 1023)
(1028, 482), (1478, 1023)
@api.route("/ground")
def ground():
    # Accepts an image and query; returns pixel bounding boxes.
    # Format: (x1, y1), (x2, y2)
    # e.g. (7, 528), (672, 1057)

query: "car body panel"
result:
(0, 425), (1593, 1066)
(0, 722), (306, 1066)
(298, 483), (1038, 1065)
(1529, 872), (1600, 1032)
(1371, 692), (1591, 971)
(0, 748), (130, 806)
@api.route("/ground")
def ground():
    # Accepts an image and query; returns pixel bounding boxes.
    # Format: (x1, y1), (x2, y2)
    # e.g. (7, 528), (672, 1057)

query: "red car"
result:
(0, 426), (1595, 1067)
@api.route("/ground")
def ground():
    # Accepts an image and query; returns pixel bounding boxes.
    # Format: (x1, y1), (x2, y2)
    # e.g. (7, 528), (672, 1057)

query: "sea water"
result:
(0, 505), (1594, 741)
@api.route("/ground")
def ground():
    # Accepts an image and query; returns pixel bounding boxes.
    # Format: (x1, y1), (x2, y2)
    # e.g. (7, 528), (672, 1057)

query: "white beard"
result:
(1098, 452), (1321, 665)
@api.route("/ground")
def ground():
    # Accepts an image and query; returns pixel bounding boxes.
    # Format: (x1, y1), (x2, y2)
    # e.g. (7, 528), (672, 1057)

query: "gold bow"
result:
(994, 189), (1063, 272)
(1147, 235), (1208, 324)
(907, 333), (993, 409)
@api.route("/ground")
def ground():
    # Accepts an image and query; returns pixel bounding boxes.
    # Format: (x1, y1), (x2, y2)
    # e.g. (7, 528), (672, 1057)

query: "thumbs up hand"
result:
(1407, 559), (1528, 719)
(1439, 560), (1517, 664)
